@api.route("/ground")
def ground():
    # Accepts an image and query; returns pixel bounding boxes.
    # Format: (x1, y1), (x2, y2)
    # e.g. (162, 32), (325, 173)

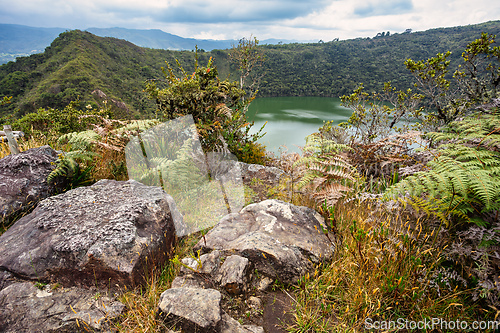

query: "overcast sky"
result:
(1, 0), (499, 41)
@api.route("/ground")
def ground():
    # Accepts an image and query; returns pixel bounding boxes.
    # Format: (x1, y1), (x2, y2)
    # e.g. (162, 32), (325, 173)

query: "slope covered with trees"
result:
(0, 30), (218, 119)
(256, 20), (500, 97)
(1, 21), (499, 120)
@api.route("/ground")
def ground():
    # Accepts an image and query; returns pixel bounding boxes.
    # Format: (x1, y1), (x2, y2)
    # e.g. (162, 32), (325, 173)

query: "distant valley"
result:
(0, 24), (299, 64)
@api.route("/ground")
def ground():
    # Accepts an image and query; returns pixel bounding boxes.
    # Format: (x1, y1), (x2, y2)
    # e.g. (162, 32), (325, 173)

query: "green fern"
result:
(427, 112), (500, 150)
(130, 134), (206, 193)
(384, 111), (500, 226)
(114, 119), (160, 135)
(58, 130), (100, 150)
(47, 155), (94, 190)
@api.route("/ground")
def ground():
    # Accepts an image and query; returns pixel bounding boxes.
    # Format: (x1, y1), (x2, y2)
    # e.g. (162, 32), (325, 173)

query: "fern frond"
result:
(296, 171), (323, 190)
(47, 156), (80, 186)
(312, 183), (352, 207)
(64, 149), (97, 162)
(58, 130), (100, 150)
(386, 112), (500, 226)
(293, 131), (358, 206)
(302, 132), (352, 155)
(47, 157), (79, 184)
(406, 196), (452, 227)
(115, 119), (161, 135)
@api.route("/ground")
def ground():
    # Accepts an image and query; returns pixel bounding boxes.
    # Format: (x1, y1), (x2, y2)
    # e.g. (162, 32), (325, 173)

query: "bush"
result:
(145, 53), (267, 165)
(11, 101), (111, 137)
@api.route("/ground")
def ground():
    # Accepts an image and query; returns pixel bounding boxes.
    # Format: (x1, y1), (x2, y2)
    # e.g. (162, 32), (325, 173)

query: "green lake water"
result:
(247, 96), (353, 154)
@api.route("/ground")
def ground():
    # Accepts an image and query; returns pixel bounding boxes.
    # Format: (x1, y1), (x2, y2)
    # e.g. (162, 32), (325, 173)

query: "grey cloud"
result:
(354, 0), (414, 17)
(150, 0), (330, 23)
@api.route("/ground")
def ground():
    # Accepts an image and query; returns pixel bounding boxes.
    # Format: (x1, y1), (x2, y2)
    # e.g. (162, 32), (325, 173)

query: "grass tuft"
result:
(286, 197), (490, 332)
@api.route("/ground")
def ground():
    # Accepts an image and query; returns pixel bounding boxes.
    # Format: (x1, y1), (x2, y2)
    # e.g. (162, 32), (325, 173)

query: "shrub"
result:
(145, 53), (266, 164)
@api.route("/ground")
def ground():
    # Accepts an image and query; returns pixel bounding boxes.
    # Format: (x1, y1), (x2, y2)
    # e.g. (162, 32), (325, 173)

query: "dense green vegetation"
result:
(1, 21), (500, 332)
(256, 20), (500, 97)
(1, 21), (499, 120)
(0, 30), (219, 119)
(145, 53), (267, 163)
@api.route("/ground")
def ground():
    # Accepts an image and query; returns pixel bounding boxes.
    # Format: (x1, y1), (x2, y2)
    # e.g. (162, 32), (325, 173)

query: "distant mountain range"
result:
(0, 24), (298, 64)
(0, 24), (64, 54)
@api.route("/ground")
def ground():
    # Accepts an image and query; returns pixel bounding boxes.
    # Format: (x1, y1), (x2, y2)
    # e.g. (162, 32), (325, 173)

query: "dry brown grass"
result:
(286, 197), (488, 332)
(0, 131), (62, 159)
(112, 234), (200, 332)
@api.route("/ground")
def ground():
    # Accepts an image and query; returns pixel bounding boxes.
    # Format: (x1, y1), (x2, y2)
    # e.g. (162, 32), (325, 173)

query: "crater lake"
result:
(247, 96), (352, 154)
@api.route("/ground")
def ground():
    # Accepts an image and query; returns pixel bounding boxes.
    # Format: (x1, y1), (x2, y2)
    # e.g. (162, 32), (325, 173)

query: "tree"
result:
(146, 55), (243, 123)
(405, 33), (500, 128)
(229, 36), (265, 100)
(145, 53), (266, 163)
(405, 51), (458, 127)
(339, 83), (423, 144)
(454, 33), (500, 105)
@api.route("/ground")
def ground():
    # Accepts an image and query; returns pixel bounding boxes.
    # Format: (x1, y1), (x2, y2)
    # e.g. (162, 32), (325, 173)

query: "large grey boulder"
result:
(0, 282), (124, 333)
(0, 179), (182, 289)
(195, 199), (334, 284)
(0, 145), (67, 226)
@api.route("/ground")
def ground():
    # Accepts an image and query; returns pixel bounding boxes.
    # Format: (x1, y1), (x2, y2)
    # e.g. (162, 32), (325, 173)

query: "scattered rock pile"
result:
(0, 178), (182, 332)
(158, 200), (335, 332)
(0, 149), (334, 332)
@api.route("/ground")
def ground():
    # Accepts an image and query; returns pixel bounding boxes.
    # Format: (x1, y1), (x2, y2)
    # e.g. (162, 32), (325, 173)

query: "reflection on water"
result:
(247, 97), (352, 154)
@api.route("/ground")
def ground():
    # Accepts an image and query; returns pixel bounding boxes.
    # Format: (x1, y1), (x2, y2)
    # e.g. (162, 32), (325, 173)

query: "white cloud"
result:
(0, 0), (499, 40)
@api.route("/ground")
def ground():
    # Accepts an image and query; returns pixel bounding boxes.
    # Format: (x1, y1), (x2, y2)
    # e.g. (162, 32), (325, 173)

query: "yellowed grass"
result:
(286, 197), (485, 332)
(113, 234), (200, 332)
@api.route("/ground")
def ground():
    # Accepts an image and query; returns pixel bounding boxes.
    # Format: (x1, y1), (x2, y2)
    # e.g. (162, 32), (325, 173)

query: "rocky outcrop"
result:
(0, 282), (124, 333)
(157, 199), (334, 332)
(1, 150), (330, 332)
(0, 145), (68, 226)
(238, 163), (284, 185)
(0, 179), (183, 289)
(195, 199), (334, 284)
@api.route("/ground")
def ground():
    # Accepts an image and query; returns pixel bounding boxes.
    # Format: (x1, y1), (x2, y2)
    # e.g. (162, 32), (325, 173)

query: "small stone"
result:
(158, 287), (221, 332)
(180, 257), (200, 273)
(171, 275), (211, 289)
(180, 250), (222, 274)
(247, 296), (262, 309)
(220, 311), (265, 333)
(257, 277), (274, 292)
(216, 255), (249, 294)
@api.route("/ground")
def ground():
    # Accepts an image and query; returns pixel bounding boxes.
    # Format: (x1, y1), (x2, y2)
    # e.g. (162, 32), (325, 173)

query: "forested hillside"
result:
(1, 20), (499, 119)
(255, 20), (500, 96)
(0, 31), (217, 119)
